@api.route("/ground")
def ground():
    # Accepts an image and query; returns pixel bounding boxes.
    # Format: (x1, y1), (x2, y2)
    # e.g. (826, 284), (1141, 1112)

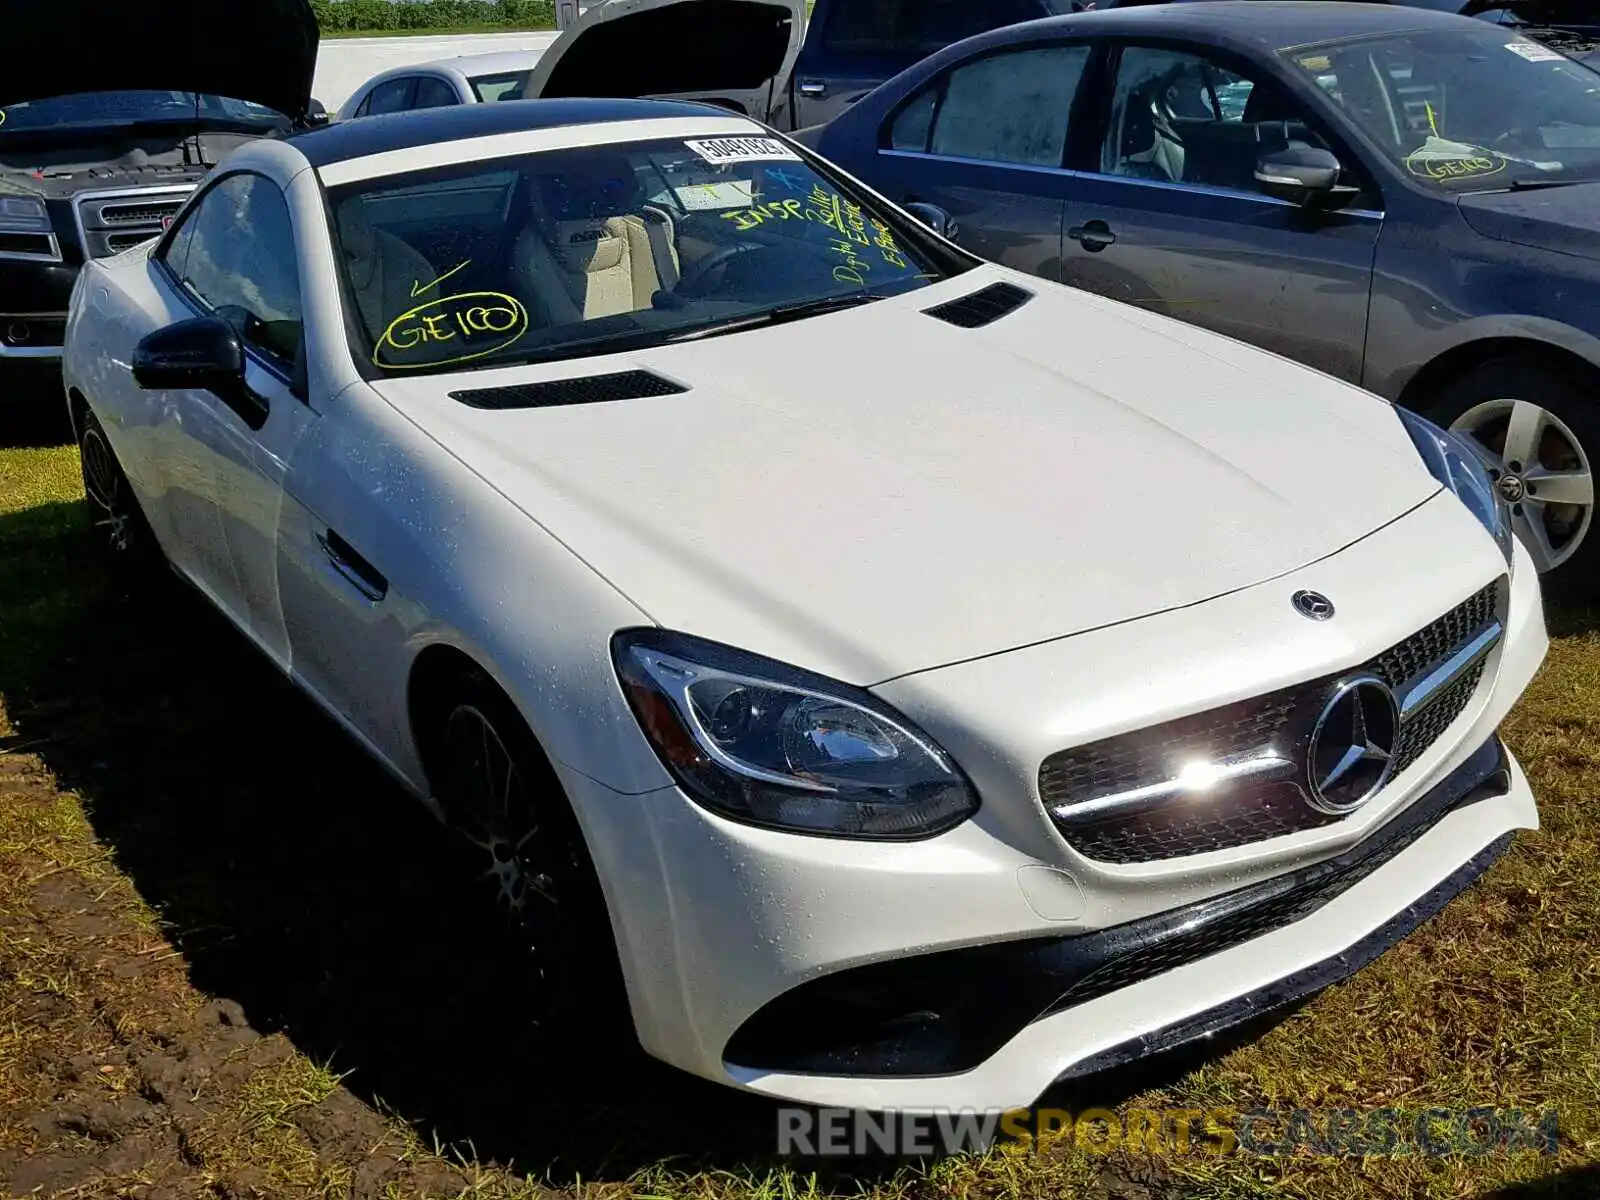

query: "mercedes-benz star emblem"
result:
(1292, 590), (1336, 621)
(1306, 675), (1399, 815)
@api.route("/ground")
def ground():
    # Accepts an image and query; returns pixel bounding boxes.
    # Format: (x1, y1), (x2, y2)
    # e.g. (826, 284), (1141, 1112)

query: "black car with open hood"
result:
(0, 0), (319, 384)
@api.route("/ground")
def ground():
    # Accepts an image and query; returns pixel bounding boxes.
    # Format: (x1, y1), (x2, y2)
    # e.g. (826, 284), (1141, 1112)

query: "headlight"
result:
(613, 630), (979, 839)
(1396, 407), (1514, 564)
(0, 195), (51, 233)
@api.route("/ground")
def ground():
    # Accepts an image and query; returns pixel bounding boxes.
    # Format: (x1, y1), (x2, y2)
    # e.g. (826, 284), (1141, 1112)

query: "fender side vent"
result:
(451, 370), (688, 410)
(922, 281), (1034, 329)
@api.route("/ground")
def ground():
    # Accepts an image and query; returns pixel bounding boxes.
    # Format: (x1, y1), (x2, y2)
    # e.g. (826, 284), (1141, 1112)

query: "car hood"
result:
(1458, 181), (1600, 263)
(522, 0), (803, 121)
(0, 0), (318, 122)
(372, 269), (1439, 685)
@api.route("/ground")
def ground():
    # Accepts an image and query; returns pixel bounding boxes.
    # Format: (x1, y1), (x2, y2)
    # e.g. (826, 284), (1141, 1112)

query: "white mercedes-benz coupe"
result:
(57, 91), (1547, 1112)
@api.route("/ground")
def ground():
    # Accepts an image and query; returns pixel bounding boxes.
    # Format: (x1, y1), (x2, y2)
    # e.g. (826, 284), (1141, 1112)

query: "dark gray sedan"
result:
(811, 1), (1600, 595)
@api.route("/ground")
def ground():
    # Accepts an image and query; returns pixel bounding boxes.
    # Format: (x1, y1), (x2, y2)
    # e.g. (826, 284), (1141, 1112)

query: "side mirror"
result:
(904, 201), (959, 241)
(133, 316), (243, 392)
(1254, 147), (1360, 210)
(305, 99), (331, 128)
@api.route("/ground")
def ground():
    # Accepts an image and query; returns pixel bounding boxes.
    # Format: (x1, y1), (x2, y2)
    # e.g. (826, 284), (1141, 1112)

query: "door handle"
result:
(798, 80), (827, 97)
(316, 529), (388, 603)
(1068, 219), (1117, 252)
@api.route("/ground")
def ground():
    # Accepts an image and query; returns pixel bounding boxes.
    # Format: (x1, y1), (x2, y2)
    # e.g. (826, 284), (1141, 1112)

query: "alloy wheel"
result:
(80, 423), (137, 556)
(1449, 398), (1595, 574)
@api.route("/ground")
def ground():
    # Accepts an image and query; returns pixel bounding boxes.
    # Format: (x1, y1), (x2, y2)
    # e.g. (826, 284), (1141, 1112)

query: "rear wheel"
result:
(432, 670), (628, 1032)
(1427, 358), (1600, 599)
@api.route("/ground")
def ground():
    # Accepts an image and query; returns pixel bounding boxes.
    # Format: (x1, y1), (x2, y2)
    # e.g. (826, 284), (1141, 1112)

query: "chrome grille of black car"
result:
(1040, 579), (1506, 864)
(72, 187), (193, 260)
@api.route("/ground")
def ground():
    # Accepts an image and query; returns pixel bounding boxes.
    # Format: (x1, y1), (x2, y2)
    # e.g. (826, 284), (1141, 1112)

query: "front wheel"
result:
(1427, 359), (1600, 599)
(77, 407), (162, 587)
(433, 672), (629, 1034)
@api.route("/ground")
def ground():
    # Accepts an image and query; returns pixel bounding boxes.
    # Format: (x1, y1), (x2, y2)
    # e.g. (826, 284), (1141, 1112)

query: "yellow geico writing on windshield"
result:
(375, 291), (529, 370)
(1406, 153), (1506, 182)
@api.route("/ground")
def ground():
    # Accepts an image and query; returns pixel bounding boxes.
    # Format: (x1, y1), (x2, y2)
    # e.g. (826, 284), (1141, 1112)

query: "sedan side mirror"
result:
(904, 201), (959, 241)
(1254, 147), (1360, 210)
(133, 315), (244, 392)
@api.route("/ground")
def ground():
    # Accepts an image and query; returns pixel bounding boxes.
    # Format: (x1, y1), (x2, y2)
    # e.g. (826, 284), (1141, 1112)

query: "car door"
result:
(161, 171), (317, 663)
(1055, 42), (1383, 383)
(864, 41), (1095, 279)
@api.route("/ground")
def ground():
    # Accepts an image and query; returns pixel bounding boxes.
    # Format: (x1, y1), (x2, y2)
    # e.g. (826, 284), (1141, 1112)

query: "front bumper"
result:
(564, 510), (1547, 1111)
(0, 258), (76, 368)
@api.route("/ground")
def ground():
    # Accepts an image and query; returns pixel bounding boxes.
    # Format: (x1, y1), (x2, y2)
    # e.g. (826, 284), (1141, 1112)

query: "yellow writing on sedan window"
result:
(720, 187), (912, 272)
(1405, 153), (1506, 182)
(375, 291), (529, 369)
(411, 259), (472, 298)
(720, 198), (806, 230)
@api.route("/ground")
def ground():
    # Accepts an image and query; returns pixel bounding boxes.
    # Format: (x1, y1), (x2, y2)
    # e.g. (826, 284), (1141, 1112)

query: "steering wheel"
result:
(677, 241), (766, 298)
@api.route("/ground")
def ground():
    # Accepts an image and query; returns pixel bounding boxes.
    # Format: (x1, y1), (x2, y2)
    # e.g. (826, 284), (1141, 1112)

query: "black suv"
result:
(0, 0), (319, 394)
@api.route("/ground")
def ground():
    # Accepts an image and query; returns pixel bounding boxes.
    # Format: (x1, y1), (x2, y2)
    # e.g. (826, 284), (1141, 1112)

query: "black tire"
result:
(1426, 357), (1600, 601)
(76, 406), (163, 589)
(431, 668), (631, 1036)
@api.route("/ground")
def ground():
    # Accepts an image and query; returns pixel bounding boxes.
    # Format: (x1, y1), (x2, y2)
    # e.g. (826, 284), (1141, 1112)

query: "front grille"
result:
(1041, 579), (1505, 864)
(72, 187), (193, 260)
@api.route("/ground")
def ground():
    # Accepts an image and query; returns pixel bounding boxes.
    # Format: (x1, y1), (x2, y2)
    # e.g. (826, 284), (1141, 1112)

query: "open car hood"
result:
(0, 0), (318, 122)
(523, 0), (803, 124)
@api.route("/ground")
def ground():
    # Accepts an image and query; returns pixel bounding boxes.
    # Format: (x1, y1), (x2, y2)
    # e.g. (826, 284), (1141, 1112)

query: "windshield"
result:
(1283, 29), (1600, 190)
(329, 135), (959, 377)
(0, 91), (286, 135)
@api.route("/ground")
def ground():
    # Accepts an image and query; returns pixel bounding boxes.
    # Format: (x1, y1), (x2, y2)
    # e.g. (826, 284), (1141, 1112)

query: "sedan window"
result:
(1101, 46), (1344, 194)
(327, 136), (968, 376)
(893, 45), (1090, 168)
(161, 173), (303, 365)
(470, 71), (529, 102)
(365, 78), (418, 116)
(1283, 27), (1600, 189)
(411, 76), (461, 111)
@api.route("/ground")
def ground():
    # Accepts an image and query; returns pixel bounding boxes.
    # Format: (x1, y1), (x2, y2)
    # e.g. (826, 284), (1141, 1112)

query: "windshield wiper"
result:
(1507, 175), (1595, 191)
(664, 291), (886, 344)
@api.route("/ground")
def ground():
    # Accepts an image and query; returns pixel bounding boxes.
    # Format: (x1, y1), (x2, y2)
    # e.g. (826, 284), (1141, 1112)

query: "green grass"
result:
(0, 440), (1595, 1198)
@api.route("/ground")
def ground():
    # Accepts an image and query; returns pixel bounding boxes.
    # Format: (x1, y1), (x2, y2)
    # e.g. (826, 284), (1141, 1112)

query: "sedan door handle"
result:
(1068, 219), (1117, 252)
(798, 80), (827, 97)
(316, 529), (388, 603)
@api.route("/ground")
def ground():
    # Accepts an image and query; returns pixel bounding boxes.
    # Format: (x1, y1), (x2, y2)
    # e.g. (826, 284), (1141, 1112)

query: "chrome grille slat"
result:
(71, 186), (194, 260)
(1040, 579), (1505, 864)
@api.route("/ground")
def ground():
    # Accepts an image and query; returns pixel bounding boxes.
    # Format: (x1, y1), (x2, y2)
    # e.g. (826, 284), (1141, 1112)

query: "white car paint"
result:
(315, 33), (559, 113)
(331, 48), (549, 121)
(333, 0), (805, 123)
(61, 109), (1547, 1112)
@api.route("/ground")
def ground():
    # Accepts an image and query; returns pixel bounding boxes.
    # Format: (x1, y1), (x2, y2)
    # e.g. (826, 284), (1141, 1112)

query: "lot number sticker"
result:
(1505, 40), (1566, 63)
(685, 136), (802, 165)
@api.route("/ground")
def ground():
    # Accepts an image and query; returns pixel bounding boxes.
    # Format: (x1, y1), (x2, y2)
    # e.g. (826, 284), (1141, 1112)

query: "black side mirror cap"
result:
(1255, 146), (1361, 210)
(904, 201), (959, 241)
(133, 316), (269, 429)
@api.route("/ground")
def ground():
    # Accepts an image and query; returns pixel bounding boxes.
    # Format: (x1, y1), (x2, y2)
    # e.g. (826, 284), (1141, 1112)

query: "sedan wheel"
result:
(1449, 398), (1594, 575)
(436, 685), (622, 1029)
(77, 408), (159, 580)
(1430, 358), (1600, 599)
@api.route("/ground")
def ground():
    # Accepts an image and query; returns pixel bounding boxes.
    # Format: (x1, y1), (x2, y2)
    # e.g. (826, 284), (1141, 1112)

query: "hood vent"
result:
(451, 369), (688, 411)
(922, 282), (1034, 329)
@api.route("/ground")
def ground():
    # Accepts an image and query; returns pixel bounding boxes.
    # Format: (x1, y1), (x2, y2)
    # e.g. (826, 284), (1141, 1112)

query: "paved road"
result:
(313, 31), (562, 112)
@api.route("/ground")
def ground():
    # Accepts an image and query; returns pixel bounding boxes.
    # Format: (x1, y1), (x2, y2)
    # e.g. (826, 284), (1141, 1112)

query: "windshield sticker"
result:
(1297, 54), (1331, 72)
(674, 180), (758, 210)
(685, 136), (802, 166)
(374, 291), (529, 370)
(1505, 40), (1566, 63)
(410, 259), (472, 298)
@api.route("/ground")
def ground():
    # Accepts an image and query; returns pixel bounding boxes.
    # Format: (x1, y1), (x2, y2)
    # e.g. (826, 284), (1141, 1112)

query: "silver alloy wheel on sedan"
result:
(1449, 398), (1595, 574)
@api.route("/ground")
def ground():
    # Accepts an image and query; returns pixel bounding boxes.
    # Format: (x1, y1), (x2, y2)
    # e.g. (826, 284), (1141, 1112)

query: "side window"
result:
(1100, 45), (1339, 194)
(366, 77), (417, 116)
(156, 196), (201, 278)
(170, 174), (303, 366)
(411, 76), (460, 111)
(355, 92), (373, 118)
(920, 45), (1090, 167)
(889, 87), (938, 152)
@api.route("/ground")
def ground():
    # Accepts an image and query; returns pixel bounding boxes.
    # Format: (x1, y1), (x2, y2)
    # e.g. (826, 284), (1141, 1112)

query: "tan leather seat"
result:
(336, 198), (438, 337)
(509, 155), (680, 326)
